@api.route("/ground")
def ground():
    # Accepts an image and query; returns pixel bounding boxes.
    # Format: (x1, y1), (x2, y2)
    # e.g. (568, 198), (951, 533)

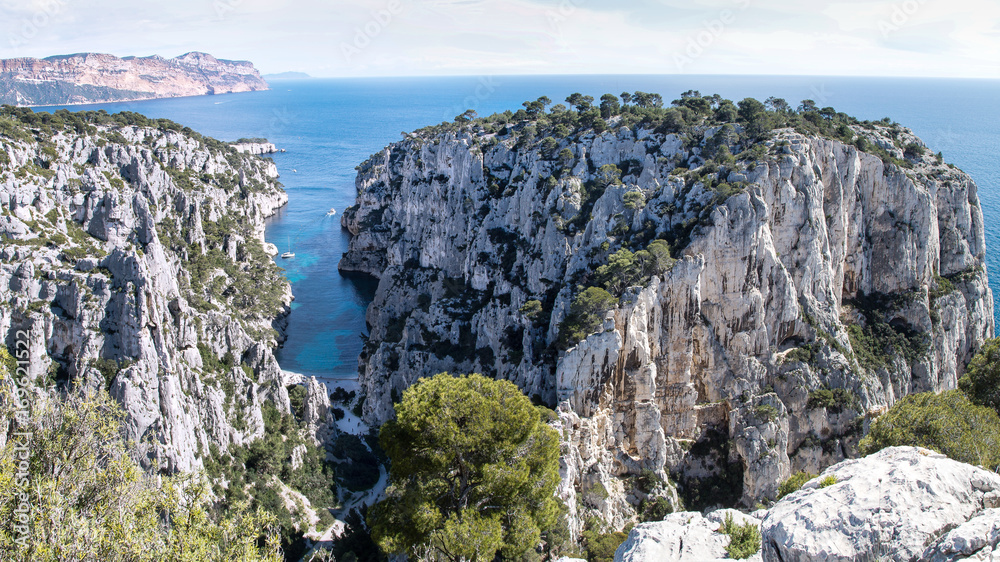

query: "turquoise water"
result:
(35, 75), (1000, 378)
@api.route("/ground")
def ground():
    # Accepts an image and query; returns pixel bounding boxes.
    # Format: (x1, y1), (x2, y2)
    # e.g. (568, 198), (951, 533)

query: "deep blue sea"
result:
(36, 75), (1000, 380)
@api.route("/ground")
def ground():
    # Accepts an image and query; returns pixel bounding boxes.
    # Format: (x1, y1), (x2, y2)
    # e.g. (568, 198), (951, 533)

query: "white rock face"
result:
(0, 120), (295, 471)
(921, 508), (1000, 561)
(230, 142), (278, 155)
(614, 509), (762, 562)
(761, 446), (1000, 562)
(302, 376), (338, 446)
(340, 118), (993, 530)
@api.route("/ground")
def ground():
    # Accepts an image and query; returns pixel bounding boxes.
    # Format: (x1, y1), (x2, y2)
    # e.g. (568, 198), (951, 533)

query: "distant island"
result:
(262, 71), (312, 80)
(0, 51), (269, 106)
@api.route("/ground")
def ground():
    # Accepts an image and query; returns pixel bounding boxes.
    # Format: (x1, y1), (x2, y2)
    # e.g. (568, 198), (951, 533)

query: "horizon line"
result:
(265, 71), (1000, 82)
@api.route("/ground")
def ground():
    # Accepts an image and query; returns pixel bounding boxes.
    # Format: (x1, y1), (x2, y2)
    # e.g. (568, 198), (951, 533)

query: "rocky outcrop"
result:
(0, 52), (268, 106)
(303, 376), (338, 446)
(340, 110), (993, 531)
(614, 509), (762, 562)
(0, 111), (292, 472)
(761, 446), (1000, 562)
(922, 508), (1000, 561)
(231, 141), (279, 155)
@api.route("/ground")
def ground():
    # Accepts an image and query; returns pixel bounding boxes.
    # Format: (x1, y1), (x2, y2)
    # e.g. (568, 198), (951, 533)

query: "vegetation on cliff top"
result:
(861, 338), (1000, 472)
(413, 90), (926, 170)
(1, 105), (242, 155)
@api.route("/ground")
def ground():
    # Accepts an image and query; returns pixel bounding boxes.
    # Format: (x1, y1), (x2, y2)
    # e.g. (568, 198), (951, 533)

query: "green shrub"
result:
(818, 475), (837, 488)
(91, 357), (132, 389)
(753, 404), (779, 423)
(595, 164), (622, 186)
(959, 338), (1000, 414)
(287, 384), (307, 419)
(519, 299), (543, 320)
(784, 345), (814, 364)
(860, 390), (1000, 471)
(581, 527), (629, 562)
(719, 513), (761, 559)
(777, 471), (815, 499)
(197, 342), (234, 374)
(623, 190), (645, 210)
(557, 287), (618, 349)
(807, 388), (860, 413)
(638, 496), (673, 522)
(594, 239), (676, 297)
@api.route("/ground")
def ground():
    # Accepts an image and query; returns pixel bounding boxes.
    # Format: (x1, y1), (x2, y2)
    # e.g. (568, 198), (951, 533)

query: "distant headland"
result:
(0, 51), (269, 106)
(262, 71), (312, 80)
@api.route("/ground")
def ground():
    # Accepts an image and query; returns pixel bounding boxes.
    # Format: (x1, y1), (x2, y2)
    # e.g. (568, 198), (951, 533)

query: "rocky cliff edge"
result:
(0, 108), (321, 473)
(339, 96), (993, 533)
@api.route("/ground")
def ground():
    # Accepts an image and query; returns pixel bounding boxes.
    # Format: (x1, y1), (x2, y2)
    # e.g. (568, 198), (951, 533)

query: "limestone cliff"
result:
(0, 108), (303, 472)
(339, 99), (993, 532)
(0, 52), (269, 106)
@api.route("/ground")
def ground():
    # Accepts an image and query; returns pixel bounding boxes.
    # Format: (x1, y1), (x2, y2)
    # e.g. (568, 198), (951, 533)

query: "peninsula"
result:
(0, 51), (269, 106)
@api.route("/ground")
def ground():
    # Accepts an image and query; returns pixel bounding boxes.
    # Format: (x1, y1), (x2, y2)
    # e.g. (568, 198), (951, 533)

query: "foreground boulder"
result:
(614, 509), (761, 561)
(921, 508), (1000, 561)
(761, 446), (1000, 561)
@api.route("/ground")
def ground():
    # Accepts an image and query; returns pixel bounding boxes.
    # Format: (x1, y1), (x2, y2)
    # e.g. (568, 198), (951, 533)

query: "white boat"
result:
(327, 208), (337, 216)
(280, 235), (294, 258)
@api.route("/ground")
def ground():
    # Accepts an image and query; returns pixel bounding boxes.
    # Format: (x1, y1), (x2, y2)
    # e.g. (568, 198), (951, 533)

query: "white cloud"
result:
(0, 0), (997, 77)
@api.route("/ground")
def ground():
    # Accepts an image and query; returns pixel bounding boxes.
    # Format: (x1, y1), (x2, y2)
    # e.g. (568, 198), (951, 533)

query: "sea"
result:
(34, 75), (1000, 384)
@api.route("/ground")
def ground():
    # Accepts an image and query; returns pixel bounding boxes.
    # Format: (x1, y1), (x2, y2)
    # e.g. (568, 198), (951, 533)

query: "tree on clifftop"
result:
(368, 373), (562, 561)
(737, 97), (772, 140)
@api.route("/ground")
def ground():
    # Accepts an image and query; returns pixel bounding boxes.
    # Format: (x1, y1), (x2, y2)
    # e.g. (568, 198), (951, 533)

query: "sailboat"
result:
(281, 235), (295, 259)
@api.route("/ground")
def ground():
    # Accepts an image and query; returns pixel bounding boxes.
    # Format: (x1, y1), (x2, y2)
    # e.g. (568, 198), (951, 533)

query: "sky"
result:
(1, 0), (998, 78)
